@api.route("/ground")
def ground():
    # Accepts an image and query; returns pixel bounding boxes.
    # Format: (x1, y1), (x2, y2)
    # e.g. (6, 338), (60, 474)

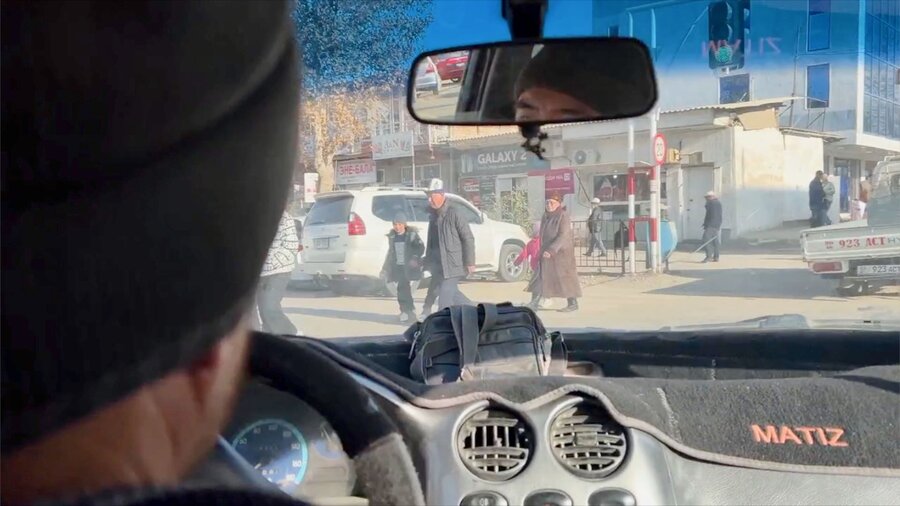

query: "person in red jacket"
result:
(514, 223), (542, 273)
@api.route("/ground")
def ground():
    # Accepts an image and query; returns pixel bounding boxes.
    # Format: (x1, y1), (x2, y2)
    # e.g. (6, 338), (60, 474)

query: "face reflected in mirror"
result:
(408, 38), (656, 126)
(515, 87), (600, 123)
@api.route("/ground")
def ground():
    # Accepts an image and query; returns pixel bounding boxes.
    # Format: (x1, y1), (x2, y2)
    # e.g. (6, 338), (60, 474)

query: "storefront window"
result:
(400, 163), (440, 185)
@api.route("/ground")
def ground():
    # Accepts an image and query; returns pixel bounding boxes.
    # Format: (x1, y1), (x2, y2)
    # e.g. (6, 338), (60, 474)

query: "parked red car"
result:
(436, 51), (469, 82)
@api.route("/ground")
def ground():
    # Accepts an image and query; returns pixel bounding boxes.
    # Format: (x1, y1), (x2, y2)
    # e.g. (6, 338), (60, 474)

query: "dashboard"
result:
(229, 372), (899, 506)
(224, 380), (356, 500)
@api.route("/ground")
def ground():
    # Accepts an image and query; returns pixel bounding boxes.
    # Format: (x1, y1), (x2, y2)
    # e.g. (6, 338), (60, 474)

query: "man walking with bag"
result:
(423, 184), (476, 311)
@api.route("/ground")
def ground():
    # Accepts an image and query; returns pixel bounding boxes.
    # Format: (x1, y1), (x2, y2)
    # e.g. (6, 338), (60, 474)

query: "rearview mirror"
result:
(407, 38), (657, 126)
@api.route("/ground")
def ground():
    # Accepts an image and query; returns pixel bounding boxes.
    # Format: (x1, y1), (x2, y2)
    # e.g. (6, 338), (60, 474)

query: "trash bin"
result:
(639, 220), (678, 269)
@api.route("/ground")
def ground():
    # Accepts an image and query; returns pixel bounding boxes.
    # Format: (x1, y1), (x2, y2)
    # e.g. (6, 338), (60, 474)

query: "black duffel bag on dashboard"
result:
(407, 302), (567, 384)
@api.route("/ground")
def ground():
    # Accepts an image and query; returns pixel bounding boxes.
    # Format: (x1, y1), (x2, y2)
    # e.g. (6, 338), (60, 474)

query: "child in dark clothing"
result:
(380, 212), (425, 322)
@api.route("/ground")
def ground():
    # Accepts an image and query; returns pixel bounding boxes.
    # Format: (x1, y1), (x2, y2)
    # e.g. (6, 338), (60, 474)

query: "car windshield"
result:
(283, 0), (900, 339)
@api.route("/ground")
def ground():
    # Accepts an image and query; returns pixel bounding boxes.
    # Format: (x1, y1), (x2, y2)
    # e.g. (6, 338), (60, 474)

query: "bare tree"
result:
(300, 88), (382, 192)
(293, 0), (432, 193)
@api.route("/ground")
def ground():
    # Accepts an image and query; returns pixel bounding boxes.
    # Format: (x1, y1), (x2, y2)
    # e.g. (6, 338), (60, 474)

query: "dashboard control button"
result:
(524, 490), (572, 506)
(589, 488), (637, 506)
(460, 491), (508, 506)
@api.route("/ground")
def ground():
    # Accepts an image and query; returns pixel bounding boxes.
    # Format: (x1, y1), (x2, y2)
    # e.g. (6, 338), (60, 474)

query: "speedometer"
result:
(232, 418), (309, 490)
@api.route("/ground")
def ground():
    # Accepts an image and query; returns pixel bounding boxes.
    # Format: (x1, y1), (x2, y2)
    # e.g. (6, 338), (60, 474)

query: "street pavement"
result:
(282, 250), (899, 338)
(413, 82), (461, 122)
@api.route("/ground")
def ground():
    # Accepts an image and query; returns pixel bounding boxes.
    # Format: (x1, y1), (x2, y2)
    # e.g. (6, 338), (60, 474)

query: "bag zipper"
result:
(408, 329), (421, 359)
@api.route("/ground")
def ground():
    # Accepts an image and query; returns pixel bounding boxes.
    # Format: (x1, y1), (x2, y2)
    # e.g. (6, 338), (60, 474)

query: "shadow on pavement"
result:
(654, 267), (838, 299)
(678, 242), (800, 256)
(284, 306), (406, 325)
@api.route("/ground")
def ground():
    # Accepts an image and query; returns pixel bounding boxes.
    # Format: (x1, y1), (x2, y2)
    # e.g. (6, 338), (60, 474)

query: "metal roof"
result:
(778, 127), (844, 141)
(538, 97), (803, 130)
(661, 96), (803, 114)
(445, 97), (805, 144)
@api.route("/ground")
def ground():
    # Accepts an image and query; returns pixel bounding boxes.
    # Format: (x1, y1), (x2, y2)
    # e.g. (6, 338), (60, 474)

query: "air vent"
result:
(550, 402), (627, 479)
(457, 408), (532, 481)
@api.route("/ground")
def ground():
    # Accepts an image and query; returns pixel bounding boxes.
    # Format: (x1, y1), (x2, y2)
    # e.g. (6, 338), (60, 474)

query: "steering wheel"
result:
(190, 332), (425, 505)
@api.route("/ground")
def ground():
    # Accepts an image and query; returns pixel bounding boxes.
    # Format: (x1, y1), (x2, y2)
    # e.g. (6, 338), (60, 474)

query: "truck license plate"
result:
(857, 265), (900, 275)
(313, 238), (330, 249)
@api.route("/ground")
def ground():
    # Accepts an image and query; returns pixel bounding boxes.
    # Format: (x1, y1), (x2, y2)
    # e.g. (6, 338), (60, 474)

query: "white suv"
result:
(298, 187), (529, 294)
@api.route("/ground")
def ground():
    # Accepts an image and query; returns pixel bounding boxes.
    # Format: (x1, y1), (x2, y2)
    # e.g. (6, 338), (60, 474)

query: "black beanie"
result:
(1, 1), (299, 453)
(514, 42), (653, 118)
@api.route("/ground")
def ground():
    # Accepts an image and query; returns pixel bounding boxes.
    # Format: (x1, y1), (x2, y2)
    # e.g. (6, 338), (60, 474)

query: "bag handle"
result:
(450, 303), (501, 381)
(478, 302), (498, 334)
(450, 305), (479, 380)
(548, 332), (568, 376)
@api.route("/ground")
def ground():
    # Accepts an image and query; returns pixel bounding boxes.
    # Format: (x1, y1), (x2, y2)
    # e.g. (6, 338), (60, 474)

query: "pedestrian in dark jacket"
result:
(381, 212), (425, 323)
(422, 188), (475, 311)
(527, 194), (582, 312)
(809, 170), (827, 227)
(585, 197), (607, 256)
(701, 191), (723, 263)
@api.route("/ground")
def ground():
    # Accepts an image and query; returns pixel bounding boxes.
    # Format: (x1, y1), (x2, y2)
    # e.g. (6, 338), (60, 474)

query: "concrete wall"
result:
(783, 134), (826, 218)
(563, 125), (736, 227)
(732, 127), (825, 235)
(559, 121), (825, 238)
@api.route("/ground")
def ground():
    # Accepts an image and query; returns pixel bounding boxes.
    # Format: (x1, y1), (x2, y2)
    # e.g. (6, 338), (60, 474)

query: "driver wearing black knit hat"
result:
(1, 2), (306, 505)
(514, 43), (646, 123)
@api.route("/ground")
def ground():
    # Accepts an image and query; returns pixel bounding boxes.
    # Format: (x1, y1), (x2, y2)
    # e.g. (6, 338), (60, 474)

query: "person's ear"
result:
(186, 323), (250, 414)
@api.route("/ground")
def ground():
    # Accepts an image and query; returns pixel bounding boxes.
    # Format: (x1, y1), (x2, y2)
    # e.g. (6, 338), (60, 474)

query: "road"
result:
(413, 82), (461, 122)
(282, 250), (899, 338)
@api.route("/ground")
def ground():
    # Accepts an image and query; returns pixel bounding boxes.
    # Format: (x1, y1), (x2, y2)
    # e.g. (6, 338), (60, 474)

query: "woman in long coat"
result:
(527, 195), (582, 312)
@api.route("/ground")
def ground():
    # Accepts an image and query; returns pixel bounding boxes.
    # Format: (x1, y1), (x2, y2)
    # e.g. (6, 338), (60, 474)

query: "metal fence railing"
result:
(571, 220), (648, 275)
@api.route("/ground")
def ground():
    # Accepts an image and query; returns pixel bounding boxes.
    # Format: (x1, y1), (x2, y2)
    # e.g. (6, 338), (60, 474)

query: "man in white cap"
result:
(701, 191), (723, 263)
(585, 197), (607, 257)
(422, 179), (475, 312)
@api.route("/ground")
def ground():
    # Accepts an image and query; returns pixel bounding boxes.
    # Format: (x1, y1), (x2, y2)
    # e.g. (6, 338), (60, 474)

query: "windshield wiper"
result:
(660, 314), (810, 331)
(661, 315), (900, 331)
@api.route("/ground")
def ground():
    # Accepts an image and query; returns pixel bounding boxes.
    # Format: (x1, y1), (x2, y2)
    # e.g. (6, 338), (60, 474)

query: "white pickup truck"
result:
(800, 156), (900, 296)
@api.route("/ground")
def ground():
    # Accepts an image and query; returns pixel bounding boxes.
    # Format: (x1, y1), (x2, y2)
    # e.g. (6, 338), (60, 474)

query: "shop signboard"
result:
(460, 145), (550, 176)
(303, 173), (319, 203)
(335, 160), (376, 185)
(371, 131), (414, 160)
(479, 177), (496, 210)
(593, 173), (652, 202)
(543, 168), (576, 196)
(460, 177), (480, 193)
(458, 176), (497, 210)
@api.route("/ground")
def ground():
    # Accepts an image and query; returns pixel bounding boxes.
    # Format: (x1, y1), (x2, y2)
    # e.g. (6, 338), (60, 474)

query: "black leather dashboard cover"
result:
(293, 337), (900, 477)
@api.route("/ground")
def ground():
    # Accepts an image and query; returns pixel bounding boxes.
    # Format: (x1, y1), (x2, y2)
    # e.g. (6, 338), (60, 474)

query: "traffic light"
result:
(708, 0), (748, 69)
